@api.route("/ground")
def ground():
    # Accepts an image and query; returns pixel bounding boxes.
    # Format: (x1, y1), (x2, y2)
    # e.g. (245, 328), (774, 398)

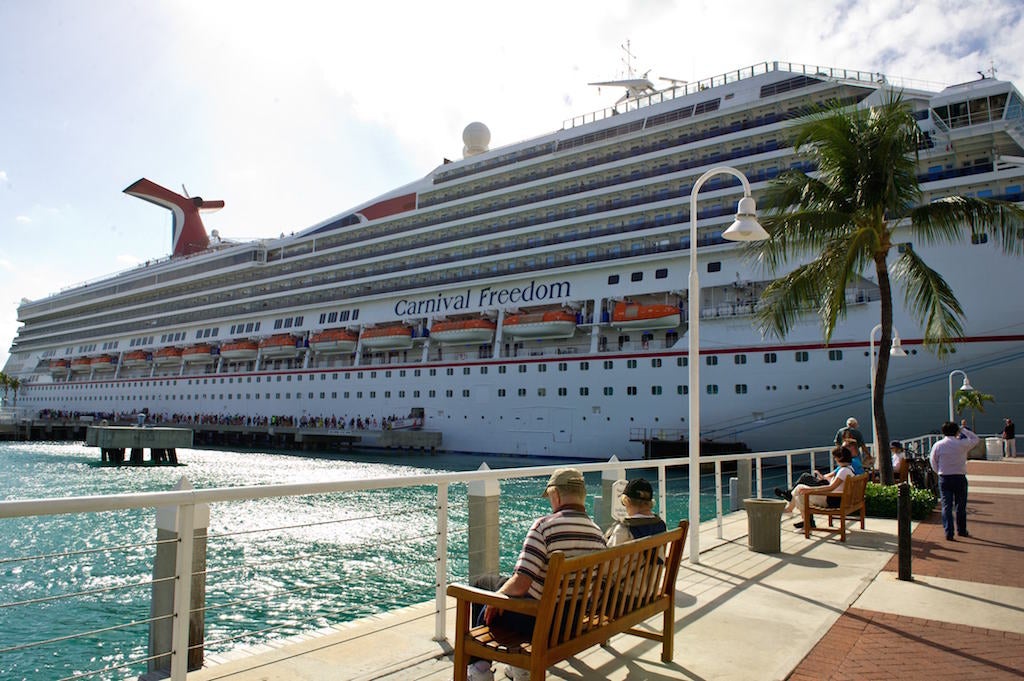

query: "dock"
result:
(85, 425), (193, 465)
(1, 417), (443, 454)
(184, 459), (1024, 681)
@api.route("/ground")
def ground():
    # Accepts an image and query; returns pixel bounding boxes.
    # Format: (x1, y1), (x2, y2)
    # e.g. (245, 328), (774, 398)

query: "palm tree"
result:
(750, 92), (1024, 484)
(7, 377), (20, 409)
(955, 388), (995, 431)
(0, 371), (9, 408)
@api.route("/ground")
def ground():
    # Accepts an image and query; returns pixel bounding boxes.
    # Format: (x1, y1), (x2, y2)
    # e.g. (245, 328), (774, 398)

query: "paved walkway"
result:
(788, 459), (1024, 680)
(186, 459), (1024, 681)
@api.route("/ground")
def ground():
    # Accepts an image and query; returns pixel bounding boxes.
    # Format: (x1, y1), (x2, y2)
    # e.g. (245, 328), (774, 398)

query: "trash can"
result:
(744, 498), (787, 553)
(985, 437), (1004, 461)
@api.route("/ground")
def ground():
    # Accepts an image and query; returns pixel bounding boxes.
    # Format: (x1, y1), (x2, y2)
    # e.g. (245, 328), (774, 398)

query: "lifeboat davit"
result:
(70, 357), (93, 373)
(612, 302), (681, 330)
(430, 319), (496, 345)
(309, 328), (358, 353)
(258, 334), (300, 357)
(502, 311), (576, 339)
(121, 350), (151, 367)
(361, 325), (413, 350)
(91, 355), (116, 372)
(220, 340), (259, 361)
(153, 347), (183, 366)
(49, 359), (70, 375)
(182, 344), (214, 364)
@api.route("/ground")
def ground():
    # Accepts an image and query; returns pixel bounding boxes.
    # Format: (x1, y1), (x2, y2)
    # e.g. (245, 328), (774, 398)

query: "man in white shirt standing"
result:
(929, 420), (979, 541)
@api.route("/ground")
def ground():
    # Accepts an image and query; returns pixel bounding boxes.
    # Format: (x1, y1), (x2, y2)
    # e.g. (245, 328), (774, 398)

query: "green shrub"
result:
(864, 482), (937, 520)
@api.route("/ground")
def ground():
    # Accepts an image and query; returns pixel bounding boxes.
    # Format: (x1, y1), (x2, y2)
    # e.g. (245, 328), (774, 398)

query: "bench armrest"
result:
(447, 584), (540, 617)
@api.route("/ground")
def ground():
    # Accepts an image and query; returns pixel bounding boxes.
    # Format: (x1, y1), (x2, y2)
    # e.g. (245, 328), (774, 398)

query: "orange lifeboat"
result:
(90, 354), (116, 372)
(153, 347), (183, 366)
(258, 334), (300, 358)
(220, 339), (259, 361)
(502, 310), (576, 339)
(612, 302), (681, 330)
(121, 350), (150, 367)
(430, 319), (496, 345)
(361, 325), (413, 350)
(182, 344), (214, 364)
(309, 328), (358, 353)
(49, 359), (70, 375)
(70, 357), (93, 373)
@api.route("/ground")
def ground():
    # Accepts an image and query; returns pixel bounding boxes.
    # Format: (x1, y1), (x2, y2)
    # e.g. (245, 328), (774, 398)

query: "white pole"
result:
(948, 369), (969, 422)
(687, 165), (765, 564)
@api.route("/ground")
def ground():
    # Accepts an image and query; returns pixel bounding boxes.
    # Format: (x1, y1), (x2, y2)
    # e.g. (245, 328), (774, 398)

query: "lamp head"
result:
(890, 332), (908, 357)
(960, 377), (974, 392)
(722, 195), (769, 242)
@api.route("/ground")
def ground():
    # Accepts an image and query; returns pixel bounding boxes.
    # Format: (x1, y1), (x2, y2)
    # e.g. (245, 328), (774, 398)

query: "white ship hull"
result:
(5, 61), (1023, 458)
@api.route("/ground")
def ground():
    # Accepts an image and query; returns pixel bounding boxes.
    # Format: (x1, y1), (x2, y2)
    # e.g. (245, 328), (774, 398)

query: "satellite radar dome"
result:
(462, 122), (490, 158)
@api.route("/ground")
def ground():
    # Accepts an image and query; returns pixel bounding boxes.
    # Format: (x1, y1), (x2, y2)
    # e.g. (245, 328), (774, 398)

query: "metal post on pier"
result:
(897, 482), (913, 581)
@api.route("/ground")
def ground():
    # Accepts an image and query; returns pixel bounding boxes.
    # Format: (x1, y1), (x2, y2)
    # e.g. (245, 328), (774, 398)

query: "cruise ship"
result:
(5, 61), (1023, 459)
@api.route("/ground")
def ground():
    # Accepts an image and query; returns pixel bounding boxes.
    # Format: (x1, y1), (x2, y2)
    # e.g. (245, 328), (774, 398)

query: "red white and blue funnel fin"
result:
(123, 178), (223, 257)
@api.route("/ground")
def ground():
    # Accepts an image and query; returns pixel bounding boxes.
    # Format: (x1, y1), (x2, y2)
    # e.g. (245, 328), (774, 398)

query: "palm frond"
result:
(910, 196), (1024, 255)
(890, 249), (965, 354)
(754, 263), (825, 339)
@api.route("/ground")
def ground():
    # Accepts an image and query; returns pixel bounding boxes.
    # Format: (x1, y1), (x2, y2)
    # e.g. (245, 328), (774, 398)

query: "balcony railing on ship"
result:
(0, 437), (943, 681)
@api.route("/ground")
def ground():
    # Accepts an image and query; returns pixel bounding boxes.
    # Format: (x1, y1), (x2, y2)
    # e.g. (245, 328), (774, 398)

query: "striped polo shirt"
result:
(513, 504), (607, 600)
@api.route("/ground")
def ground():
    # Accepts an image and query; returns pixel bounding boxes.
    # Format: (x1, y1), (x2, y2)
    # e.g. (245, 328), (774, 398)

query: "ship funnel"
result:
(124, 178), (223, 257)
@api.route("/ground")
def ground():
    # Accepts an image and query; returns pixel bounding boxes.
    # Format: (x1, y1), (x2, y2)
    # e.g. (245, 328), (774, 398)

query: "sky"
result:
(2, 0), (1023, 369)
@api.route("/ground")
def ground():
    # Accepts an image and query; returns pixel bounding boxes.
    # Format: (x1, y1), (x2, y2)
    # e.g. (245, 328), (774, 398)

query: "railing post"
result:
(170, 502), (195, 681)
(435, 481), (449, 642)
(657, 464), (667, 525)
(596, 456), (626, 530)
(467, 464), (499, 584)
(736, 458), (752, 508)
(714, 460), (723, 539)
(149, 477), (207, 681)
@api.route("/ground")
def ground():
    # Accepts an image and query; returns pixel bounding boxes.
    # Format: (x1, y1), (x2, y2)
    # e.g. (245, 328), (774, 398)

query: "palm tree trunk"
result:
(874, 254), (895, 485)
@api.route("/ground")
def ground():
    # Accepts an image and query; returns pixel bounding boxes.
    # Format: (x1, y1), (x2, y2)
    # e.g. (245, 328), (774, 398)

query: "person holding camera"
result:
(929, 420), (979, 540)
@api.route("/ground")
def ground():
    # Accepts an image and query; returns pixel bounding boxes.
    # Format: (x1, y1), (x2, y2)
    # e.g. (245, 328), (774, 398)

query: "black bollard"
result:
(897, 482), (912, 581)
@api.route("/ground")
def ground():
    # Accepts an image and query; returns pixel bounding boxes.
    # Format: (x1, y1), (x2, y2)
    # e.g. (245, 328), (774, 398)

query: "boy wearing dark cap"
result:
(604, 478), (668, 547)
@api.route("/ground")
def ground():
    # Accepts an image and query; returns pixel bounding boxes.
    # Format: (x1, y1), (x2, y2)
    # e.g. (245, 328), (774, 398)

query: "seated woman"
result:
(890, 440), (907, 482)
(784, 447), (856, 529)
(839, 429), (867, 474)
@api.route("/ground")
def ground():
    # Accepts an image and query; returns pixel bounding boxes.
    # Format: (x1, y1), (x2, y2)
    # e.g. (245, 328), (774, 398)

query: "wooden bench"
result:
(802, 473), (868, 542)
(448, 520), (688, 681)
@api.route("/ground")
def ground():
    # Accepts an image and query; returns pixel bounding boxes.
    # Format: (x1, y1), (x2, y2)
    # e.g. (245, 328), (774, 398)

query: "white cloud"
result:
(15, 215), (31, 224)
(0, 170), (8, 183)
(115, 254), (142, 266)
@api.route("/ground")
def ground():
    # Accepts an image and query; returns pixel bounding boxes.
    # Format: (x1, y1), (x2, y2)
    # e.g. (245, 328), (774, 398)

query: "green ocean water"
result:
(0, 441), (709, 680)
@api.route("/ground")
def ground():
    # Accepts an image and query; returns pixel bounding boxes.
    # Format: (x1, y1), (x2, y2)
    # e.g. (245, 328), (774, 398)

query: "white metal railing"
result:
(0, 444), (899, 680)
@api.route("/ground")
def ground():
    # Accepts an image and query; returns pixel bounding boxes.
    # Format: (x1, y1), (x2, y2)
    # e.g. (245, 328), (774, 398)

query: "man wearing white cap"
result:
(467, 467), (606, 681)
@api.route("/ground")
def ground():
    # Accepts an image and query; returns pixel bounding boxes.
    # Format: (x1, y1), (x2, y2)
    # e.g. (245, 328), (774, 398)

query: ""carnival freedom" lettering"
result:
(393, 280), (571, 316)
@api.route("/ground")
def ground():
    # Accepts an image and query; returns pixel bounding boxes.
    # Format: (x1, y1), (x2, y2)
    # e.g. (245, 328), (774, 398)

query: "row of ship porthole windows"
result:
(32, 381), (850, 404)
(34, 348), (875, 392)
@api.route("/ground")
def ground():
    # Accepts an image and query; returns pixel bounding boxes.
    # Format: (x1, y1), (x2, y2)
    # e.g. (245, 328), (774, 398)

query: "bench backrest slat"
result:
(841, 474), (868, 507)
(534, 523), (686, 649)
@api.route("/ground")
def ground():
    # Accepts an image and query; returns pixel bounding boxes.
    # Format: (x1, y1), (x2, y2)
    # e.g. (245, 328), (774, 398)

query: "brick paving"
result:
(789, 460), (1024, 680)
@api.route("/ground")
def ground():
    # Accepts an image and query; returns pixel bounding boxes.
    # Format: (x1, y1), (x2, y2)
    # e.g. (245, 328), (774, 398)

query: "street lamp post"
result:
(868, 323), (907, 456)
(948, 370), (973, 422)
(688, 166), (768, 564)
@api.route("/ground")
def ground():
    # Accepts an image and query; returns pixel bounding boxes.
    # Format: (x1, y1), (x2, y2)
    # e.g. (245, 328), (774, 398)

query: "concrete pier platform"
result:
(85, 425), (192, 465)
(184, 459), (1024, 681)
